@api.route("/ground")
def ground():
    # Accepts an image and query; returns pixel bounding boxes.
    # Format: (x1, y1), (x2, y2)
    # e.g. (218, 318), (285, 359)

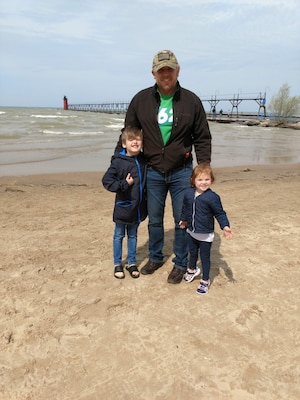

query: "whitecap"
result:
(68, 131), (101, 135)
(42, 130), (65, 135)
(105, 124), (123, 130)
(31, 114), (70, 119)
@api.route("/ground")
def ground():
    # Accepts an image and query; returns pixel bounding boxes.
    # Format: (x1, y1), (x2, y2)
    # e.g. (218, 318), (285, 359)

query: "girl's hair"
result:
(190, 163), (215, 186)
(121, 126), (143, 144)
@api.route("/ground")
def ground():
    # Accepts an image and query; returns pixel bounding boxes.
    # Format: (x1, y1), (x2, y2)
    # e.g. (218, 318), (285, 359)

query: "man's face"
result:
(152, 66), (179, 96)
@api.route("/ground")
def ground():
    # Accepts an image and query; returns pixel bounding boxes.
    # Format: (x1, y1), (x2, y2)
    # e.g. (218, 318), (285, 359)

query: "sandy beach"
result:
(1, 163), (300, 400)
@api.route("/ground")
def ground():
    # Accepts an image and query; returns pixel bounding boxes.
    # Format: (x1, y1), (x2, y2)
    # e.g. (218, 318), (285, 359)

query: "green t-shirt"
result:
(158, 93), (173, 145)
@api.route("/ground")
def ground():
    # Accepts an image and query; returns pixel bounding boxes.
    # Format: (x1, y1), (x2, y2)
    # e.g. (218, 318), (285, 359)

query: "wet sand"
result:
(1, 163), (300, 399)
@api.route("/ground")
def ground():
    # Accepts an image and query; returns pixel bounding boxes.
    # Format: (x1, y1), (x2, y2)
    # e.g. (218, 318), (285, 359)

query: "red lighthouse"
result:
(63, 96), (68, 110)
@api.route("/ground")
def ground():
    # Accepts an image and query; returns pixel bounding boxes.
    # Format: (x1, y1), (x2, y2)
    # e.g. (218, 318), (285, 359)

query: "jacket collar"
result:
(152, 81), (181, 101)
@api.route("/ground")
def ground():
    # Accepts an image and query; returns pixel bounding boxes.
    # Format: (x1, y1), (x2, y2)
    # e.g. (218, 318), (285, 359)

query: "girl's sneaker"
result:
(183, 267), (201, 283)
(196, 280), (210, 295)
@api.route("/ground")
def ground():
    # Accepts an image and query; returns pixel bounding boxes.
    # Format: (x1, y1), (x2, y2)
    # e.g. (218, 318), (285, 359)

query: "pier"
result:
(66, 100), (128, 114)
(63, 91), (267, 117)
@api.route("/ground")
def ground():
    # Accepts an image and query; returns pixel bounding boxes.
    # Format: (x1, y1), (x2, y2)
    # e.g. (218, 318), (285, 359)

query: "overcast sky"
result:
(1, 0), (299, 111)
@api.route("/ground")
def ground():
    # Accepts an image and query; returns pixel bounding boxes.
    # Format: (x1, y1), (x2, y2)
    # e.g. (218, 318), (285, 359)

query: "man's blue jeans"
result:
(146, 163), (193, 271)
(113, 223), (139, 266)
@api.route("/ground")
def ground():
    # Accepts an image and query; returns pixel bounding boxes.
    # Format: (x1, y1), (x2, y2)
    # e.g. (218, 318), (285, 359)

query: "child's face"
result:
(194, 172), (212, 192)
(123, 136), (142, 156)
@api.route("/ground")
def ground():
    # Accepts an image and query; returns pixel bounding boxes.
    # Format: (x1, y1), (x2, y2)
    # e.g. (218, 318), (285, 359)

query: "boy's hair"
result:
(121, 126), (143, 145)
(190, 163), (215, 186)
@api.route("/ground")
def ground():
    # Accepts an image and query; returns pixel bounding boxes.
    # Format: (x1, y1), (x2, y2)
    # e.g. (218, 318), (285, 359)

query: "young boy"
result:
(102, 126), (147, 279)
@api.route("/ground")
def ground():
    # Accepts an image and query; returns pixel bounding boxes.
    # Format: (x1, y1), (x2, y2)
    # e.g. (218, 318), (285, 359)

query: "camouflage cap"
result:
(152, 50), (179, 72)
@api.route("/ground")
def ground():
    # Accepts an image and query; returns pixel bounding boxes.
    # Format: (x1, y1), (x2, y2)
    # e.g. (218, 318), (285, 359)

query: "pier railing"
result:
(67, 102), (129, 114)
(65, 92), (267, 117)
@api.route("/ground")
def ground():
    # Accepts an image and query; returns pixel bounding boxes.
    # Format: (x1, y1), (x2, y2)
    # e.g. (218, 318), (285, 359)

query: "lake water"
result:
(0, 107), (299, 176)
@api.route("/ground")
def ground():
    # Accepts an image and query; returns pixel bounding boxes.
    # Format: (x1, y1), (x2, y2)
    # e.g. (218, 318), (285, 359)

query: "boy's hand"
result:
(126, 173), (134, 185)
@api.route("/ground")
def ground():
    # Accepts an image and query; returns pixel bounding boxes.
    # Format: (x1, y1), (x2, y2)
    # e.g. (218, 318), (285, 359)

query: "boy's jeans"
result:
(113, 223), (139, 266)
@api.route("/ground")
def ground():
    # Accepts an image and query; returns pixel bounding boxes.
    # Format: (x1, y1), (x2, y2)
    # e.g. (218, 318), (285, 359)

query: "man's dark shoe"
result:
(167, 267), (185, 284)
(141, 260), (164, 275)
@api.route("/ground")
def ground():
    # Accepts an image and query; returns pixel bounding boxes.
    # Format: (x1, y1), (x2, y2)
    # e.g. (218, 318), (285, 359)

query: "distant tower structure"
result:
(256, 92), (267, 117)
(229, 94), (242, 117)
(63, 96), (68, 110)
(208, 95), (219, 119)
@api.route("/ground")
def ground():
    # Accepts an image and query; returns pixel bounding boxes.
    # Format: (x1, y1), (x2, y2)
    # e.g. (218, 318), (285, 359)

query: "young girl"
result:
(179, 164), (233, 294)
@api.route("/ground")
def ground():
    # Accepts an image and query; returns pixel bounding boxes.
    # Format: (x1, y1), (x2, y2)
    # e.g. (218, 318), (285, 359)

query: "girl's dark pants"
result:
(188, 234), (212, 281)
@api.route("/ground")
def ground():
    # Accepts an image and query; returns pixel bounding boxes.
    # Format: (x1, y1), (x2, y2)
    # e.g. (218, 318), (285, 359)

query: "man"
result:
(117, 49), (211, 284)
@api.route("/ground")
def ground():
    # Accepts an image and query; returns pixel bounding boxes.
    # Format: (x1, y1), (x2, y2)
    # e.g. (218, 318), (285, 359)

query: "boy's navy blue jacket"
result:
(180, 187), (230, 233)
(102, 150), (147, 225)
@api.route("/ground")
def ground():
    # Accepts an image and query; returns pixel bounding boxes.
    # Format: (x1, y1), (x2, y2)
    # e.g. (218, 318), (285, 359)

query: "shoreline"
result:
(207, 118), (300, 129)
(1, 162), (299, 185)
(1, 120), (300, 177)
